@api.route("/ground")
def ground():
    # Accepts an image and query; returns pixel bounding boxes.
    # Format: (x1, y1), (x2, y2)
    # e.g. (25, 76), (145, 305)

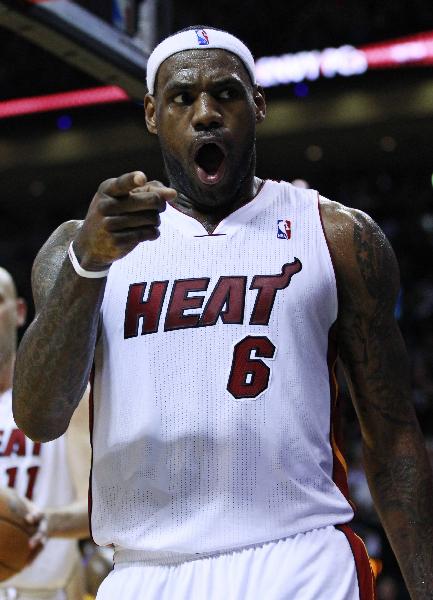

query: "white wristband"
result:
(68, 242), (110, 279)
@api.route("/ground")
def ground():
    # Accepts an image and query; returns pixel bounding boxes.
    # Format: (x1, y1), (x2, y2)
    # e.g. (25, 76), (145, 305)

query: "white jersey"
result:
(0, 389), (79, 589)
(91, 180), (354, 563)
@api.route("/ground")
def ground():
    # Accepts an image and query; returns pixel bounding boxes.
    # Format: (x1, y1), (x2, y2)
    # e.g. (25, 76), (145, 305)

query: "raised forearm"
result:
(13, 256), (105, 441)
(364, 432), (433, 599)
(14, 173), (172, 441)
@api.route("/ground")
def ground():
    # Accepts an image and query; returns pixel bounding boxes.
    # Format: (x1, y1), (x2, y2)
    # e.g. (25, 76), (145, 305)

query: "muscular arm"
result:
(13, 220), (105, 442)
(321, 199), (433, 599)
(13, 172), (174, 442)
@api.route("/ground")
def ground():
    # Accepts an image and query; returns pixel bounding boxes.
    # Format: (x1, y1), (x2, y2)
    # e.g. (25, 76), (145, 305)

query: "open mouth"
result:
(194, 143), (226, 185)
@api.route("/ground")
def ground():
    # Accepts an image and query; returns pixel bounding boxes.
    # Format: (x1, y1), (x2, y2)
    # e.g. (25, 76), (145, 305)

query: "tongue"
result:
(196, 164), (225, 184)
(195, 144), (225, 185)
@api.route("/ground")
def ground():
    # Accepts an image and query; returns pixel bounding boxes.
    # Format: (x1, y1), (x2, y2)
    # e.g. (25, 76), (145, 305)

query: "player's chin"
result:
(192, 167), (235, 197)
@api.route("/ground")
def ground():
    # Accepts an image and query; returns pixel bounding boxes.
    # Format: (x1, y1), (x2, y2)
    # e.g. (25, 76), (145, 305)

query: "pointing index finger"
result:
(101, 172), (147, 198)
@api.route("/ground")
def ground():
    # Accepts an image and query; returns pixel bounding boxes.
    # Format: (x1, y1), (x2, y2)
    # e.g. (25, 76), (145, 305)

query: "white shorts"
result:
(96, 525), (376, 600)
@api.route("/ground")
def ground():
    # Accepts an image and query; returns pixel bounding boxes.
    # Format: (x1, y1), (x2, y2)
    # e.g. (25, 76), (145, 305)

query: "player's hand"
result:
(27, 513), (48, 553)
(73, 171), (177, 271)
(1, 487), (42, 532)
(0, 488), (45, 564)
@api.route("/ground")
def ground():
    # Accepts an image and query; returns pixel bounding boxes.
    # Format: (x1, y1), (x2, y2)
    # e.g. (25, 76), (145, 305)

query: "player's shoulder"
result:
(319, 195), (374, 231)
(319, 196), (399, 302)
(318, 195), (385, 253)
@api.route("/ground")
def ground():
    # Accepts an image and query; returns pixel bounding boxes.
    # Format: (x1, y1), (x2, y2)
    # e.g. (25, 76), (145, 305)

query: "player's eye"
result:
(173, 92), (193, 105)
(218, 89), (232, 100)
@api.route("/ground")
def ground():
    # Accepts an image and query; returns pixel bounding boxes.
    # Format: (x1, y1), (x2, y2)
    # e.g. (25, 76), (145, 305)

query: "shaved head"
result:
(0, 268), (26, 383)
(0, 267), (17, 302)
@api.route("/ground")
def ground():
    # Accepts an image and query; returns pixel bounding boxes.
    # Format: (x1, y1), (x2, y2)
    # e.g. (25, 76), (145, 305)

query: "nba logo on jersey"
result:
(195, 29), (209, 45)
(277, 219), (291, 239)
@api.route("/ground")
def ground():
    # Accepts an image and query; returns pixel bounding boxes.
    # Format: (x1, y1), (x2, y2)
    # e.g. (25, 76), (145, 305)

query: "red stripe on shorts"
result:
(337, 524), (377, 600)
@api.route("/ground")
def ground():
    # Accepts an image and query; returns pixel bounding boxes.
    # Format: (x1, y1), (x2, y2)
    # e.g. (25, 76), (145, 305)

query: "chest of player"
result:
(122, 257), (304, 339)
(103, 216), (336, 344)
(95, 186), (338, 449)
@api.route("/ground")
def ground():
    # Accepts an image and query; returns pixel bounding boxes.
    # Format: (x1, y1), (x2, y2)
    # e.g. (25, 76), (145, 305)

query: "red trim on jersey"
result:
(327, 326), (351, 501)
(320, 193), (354, 505)
(88, 366), (95, 542)
(337, 525), (377, 599)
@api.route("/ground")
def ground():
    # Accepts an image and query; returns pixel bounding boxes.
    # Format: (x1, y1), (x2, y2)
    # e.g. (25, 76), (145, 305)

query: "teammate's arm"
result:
(30, 388), (92, 545)
(13, 172), (175, 442)
(46, 386), (91, 539)
(321, 199), (433, 599)
(66, 386), (91, 503)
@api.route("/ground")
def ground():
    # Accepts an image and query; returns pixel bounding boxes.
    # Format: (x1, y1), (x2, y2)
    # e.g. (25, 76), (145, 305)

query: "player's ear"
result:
(144, 94), (158, 135)
(254, 85), (266, 124)
(16, 298), (27, 328)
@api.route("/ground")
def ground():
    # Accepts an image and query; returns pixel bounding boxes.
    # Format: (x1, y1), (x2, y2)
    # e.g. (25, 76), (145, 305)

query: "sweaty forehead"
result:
(155, 49), (252, 92)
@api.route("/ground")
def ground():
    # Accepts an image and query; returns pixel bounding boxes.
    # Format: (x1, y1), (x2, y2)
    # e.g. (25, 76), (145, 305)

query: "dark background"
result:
(1, 2), (433, 597)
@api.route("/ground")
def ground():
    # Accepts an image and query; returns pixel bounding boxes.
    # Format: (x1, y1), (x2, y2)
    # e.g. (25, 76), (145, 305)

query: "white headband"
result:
(146, 28), (256, 94)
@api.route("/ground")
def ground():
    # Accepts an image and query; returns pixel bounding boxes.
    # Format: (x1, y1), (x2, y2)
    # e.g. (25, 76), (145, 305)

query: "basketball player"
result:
(13, 27), (433, 599)
(0, 267), (90, 599)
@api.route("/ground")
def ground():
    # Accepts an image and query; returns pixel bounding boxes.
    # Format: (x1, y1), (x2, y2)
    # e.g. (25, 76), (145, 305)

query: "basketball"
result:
(0, 492), (34, 582)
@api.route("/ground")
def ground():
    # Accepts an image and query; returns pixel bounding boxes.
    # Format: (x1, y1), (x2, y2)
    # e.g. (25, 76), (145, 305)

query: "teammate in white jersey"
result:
(0, 268), (90, 599)
(13, 26), (433, 600)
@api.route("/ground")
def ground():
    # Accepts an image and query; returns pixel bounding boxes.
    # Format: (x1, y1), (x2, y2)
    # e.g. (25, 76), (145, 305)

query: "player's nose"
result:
(191, 93), (223, 131)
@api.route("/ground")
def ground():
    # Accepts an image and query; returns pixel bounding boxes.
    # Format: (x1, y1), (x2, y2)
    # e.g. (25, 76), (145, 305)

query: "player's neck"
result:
(0, 356), (14, 394)
(174, 176), (264, 234)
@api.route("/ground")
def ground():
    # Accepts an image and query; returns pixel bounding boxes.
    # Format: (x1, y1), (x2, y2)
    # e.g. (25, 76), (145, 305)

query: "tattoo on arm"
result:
(327, 206), (433, 597)
(13, 221), (105, 441)
(353, 217), (388, 299)
(31, 221), (79, 311)
(338, 212), (414, 428)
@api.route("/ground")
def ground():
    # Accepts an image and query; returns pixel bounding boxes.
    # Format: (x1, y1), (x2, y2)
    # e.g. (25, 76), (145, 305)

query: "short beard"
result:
(159, 134), (257, 213)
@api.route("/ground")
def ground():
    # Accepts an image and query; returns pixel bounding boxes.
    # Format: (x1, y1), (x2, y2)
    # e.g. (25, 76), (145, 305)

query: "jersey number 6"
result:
(227, 335), (276, 399)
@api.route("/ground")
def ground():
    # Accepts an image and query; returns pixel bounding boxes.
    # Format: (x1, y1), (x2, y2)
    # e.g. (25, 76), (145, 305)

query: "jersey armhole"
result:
(317, 192), (339, 324)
